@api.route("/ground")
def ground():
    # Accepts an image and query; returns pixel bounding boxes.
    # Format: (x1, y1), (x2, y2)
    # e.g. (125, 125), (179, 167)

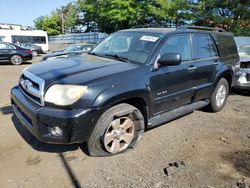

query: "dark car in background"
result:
(17, 43), (43, 57)
(233, 45), (250, 91)
(0, 42), (32, 65)
(42, 44), (94, 61)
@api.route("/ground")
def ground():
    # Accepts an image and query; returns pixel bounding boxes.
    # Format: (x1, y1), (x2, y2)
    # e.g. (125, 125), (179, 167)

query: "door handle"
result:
(188, 66), (197, 71)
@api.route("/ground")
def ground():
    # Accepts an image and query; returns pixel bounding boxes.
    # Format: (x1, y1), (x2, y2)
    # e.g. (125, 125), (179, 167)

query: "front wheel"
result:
(87, 103), (145, 156)
(10, 55), (23, 65)
(209, 78), (229, 112)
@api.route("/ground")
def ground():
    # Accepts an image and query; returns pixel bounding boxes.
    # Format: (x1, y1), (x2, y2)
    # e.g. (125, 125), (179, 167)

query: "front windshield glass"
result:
(91, 32), (164, 64)
(239, 45), (250, 58)
(64, 45), (82, 52)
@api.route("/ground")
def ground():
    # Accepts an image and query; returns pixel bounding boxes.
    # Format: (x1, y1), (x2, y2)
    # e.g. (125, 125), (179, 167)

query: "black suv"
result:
(11, 26), (239, 156)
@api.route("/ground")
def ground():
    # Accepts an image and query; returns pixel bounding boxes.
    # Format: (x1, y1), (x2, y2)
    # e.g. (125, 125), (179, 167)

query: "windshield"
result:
(239, 45), (250, 58)
(64, 45), (82, 52)
(91, 32), (164, 64)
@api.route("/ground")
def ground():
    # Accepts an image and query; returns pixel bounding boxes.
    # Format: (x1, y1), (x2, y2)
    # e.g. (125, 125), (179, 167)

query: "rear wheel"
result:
(209, 78), (229, 112)
(32, 50), (38, 57)
(10, 55), (23, 65)
(87, 103), (145, 156)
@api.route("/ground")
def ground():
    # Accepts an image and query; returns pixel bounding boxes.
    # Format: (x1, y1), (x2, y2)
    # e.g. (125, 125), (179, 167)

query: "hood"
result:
(42, 52), (69, 60)
(26, 54), (138, 88)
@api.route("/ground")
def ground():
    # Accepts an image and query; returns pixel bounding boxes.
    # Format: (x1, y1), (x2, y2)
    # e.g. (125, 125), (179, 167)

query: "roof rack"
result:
(177, 25), (226, 32)
(131, 24), (176, 29)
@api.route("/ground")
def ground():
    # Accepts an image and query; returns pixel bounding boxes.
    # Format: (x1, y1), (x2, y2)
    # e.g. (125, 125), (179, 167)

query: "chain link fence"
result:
(49, 32), (108, 44)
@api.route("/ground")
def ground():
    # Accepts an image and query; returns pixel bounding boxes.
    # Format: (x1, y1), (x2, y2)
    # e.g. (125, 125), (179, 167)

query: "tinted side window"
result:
(11, 35), (46, 44)
(193, 34), (218, 59)
(40, 37), (46, 44)
(193, 34), (210, 59)
(0, 43), (7, 49)
(160, 34), (192, 61)
(6, 44), (15, 49)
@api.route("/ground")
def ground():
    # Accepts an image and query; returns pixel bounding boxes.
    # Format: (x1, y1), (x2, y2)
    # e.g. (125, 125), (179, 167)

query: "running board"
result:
(148, 100), (209, 129)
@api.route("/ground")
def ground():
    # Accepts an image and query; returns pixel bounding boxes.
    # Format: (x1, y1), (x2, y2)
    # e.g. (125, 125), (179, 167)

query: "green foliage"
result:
(193, 0), (250, 36)
(34, 11), (61, 35)
(34, 0), (250, 36)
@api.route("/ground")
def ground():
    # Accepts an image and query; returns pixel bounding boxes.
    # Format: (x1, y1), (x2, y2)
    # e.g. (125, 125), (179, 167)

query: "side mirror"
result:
(158, 53), (182, 66)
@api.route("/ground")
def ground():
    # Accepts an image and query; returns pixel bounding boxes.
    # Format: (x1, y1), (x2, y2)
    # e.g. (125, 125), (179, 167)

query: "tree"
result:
(34, 11), (61, 35)
(193, 0), (250, 36)
(34, 0), (250, 36)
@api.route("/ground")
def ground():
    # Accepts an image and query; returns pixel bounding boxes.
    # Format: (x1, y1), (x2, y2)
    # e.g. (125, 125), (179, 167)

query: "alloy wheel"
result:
(215, 85), (226, 107)
(103, 117), (135, 154)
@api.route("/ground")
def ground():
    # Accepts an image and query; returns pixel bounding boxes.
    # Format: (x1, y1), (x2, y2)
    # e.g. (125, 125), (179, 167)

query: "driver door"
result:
(150, 34), (197, 114)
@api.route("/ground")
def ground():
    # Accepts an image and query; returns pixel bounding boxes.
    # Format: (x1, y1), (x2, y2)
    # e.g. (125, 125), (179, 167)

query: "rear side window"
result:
(193, 34), (218, 59)
(216, 34), (238, 58)
(0, 43), (14, 49)
(0, 43), (7, 49)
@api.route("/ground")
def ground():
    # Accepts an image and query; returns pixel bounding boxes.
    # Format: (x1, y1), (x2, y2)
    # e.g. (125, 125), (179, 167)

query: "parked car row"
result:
(11, 26), (245, 157)
(16, 43), (43, 57)
(0, 42), (95, 65)
(42, 43), (94, 61)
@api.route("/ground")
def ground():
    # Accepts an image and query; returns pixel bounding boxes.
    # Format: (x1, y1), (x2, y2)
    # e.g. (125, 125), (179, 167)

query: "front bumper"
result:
(11, 86), (102, 144)
(23, 54), (33, 61)
(233, 68), (250, 91)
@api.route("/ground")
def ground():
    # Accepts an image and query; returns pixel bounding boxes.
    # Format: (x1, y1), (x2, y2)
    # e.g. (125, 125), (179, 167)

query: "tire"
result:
(209, 78), (229, 112)
(32, 51), (38, 57)
(10, 55), (23, 65)
(87, 103), (145, 156)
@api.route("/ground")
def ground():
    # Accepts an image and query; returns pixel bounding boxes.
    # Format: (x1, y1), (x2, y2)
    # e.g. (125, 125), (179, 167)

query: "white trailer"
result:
(0, 29), (49, 52)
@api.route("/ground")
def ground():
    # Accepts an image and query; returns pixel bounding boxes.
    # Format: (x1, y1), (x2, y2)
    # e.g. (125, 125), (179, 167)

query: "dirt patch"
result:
(223, 150), (250, 178)
(0, 61), (249, 188)
(25, 156), (42, 166)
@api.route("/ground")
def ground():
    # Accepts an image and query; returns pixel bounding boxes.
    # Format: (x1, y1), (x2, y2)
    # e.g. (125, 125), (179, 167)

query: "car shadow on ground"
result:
(230, 89), (250, 97)
(0, 105), (13, 115)
(0, 61), (32, 65)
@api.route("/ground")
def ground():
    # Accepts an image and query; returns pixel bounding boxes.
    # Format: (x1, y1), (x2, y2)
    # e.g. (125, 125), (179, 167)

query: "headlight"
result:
(44, 84), (88, 106)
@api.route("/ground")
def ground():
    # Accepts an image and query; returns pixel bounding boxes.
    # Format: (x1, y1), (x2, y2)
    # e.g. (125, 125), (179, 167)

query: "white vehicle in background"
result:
(0, 27), (49, 52)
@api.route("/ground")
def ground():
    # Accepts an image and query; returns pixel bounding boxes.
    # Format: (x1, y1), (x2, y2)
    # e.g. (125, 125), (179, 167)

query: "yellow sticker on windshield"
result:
(140, 36), (159, 42)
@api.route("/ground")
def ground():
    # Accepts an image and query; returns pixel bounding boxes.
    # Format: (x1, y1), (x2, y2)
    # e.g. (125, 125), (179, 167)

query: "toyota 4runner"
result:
(11, 26), (239, 156)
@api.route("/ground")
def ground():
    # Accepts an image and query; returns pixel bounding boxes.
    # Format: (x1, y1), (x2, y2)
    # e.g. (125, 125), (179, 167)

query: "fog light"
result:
(50, 126), (63, 136)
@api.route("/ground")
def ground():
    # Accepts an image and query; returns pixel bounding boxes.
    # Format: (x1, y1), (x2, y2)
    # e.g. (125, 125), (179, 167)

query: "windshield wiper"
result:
(104, 53), (130, 63)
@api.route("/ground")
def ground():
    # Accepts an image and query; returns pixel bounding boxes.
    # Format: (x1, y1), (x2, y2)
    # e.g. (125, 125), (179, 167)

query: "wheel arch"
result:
(92, 82), (151, 129)
(218, 69), (233, 92)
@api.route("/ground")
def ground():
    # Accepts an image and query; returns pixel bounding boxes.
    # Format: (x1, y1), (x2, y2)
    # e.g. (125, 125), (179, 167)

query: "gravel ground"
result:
(0, 48), (249, 188)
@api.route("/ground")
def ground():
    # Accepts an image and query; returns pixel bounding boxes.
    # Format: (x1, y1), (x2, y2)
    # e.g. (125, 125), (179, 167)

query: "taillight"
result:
(24, 49), (31, 54)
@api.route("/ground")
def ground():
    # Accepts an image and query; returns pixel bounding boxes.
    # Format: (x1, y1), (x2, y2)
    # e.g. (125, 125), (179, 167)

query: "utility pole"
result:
(61, 12), (65, 34)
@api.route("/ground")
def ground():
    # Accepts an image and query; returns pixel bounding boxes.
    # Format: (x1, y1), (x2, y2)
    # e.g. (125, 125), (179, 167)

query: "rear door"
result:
(0, 43), (11, 61)
(191, 34), (219, 101)
(150, 34), (197, 114)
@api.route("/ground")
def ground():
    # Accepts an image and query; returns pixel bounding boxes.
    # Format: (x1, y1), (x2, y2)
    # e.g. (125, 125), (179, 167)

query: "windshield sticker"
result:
(140, 35), (159, 42)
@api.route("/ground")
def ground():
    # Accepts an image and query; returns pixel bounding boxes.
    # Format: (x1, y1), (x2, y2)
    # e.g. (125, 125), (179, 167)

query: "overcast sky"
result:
(0, 0), (72, 26)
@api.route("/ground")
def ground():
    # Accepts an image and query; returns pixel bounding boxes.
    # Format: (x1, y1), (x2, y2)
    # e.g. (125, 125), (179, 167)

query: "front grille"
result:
(19, 71), (45, 106)
(13, 101), (33, 127)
